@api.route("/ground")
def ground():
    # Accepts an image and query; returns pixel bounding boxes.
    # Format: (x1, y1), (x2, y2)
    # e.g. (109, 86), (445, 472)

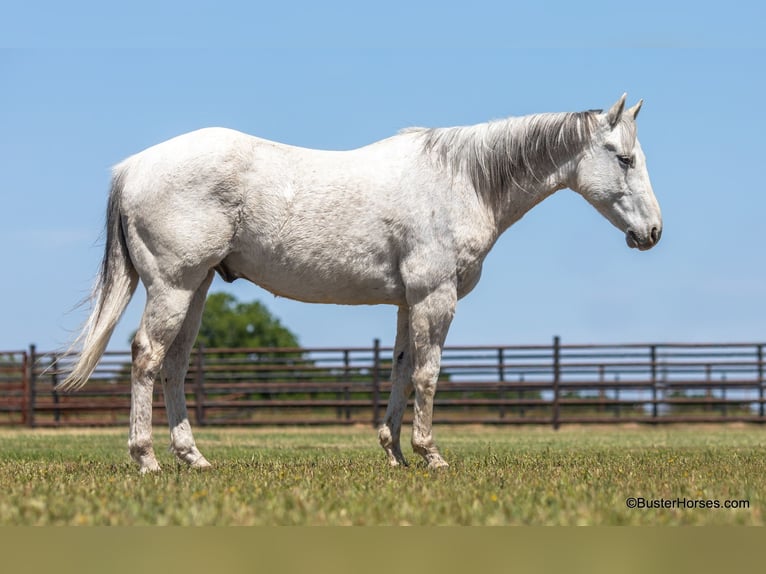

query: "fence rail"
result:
(1, 339), (765, 428)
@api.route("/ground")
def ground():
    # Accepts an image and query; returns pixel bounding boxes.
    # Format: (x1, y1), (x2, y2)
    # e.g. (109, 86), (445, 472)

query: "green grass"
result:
(0, 425), (764, 525)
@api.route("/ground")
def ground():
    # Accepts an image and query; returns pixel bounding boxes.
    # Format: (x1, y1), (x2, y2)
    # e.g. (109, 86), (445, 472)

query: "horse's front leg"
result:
(379, 306), (414, 467)
(408, 283), (456, 469)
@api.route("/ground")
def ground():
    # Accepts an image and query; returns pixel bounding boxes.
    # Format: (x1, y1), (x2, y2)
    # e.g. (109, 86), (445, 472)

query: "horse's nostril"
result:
(650, 226), (661, 244)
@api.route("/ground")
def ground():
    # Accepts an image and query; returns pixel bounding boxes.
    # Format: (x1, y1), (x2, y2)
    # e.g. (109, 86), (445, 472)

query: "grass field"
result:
(0, 424), (763, 525)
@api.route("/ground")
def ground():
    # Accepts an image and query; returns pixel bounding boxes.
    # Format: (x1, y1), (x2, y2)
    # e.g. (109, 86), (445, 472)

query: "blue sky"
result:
(1, 2), (765, 352)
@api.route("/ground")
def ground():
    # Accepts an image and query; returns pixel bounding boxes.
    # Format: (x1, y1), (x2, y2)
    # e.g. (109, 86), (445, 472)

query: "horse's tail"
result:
(57, 169), (138, 391)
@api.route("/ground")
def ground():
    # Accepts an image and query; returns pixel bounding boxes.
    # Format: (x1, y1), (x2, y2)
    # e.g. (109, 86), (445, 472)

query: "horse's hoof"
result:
(387, 456), (410, 468)
(190, 456), (212, 470)
(426, 455), (449, 470)
(139, 461), (162, 474)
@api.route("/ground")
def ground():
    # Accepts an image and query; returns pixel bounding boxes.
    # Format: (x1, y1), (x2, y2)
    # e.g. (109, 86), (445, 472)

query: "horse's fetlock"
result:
(378, 425), (394, 448)
(411, 434), (433, 456)
(129, 432), (153, 454)
(171, 436), (196, 457)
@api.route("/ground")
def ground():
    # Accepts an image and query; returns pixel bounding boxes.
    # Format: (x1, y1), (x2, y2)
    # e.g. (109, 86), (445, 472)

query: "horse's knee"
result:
(413, 368), (439, 398)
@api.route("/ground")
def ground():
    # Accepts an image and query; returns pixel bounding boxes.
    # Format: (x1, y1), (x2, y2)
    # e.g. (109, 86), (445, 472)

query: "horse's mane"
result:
(408, 110), (602, 206)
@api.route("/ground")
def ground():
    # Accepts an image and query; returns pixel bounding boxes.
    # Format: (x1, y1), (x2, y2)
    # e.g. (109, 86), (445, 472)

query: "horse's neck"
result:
(491, 164), (571, 234)
(453, 114), (586, 233)
(416, 111), (592, 236)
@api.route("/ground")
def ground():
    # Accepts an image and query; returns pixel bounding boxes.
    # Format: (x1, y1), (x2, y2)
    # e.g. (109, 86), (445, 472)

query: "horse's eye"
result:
(617, 154), (634, 168)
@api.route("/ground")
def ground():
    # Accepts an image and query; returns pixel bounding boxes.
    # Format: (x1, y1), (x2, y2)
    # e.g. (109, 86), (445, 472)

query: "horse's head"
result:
(571, 94), (662, 251)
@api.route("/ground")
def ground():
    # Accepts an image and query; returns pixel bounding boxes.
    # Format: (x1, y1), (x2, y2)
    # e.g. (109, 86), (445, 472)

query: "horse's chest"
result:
(456, 259), (483, 298)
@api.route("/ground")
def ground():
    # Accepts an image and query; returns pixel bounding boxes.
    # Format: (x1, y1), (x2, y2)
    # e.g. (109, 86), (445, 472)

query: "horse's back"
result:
(112, 125), (474, 306)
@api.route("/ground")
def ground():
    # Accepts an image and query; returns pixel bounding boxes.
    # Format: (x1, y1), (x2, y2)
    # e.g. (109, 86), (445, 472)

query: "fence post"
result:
(598, 364), (605, 413)
(20, 350), (29, 426)
(498, 347), (505, 420)
(650, 345), (658, 420)
(51, 353), (61, 424)
(758, 344), (764, 420)
(194, 343), (205, 426)
(371, 338), (381, 428)
(26, 344), (36, 428)
(343, 349), (351, 422)
(552, 336), (560, 430)
(519, 374), (526, 418)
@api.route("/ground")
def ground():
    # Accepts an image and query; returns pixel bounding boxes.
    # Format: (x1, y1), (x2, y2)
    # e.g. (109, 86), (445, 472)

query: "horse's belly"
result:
(218, 251), (405, 305)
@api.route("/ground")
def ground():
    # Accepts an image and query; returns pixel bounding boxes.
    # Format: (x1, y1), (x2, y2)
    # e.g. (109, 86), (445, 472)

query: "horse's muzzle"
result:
(626, 226), (662, 251)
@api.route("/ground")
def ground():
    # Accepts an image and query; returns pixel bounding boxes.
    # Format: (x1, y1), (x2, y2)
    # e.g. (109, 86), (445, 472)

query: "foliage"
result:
(0, 353), (23, 370)
(127, 292), (299, 349)
(120, 293), (304, 384)
(196, 293), (299, 349)
(0, 426), (762, 525)
(654, 387), (755, 416)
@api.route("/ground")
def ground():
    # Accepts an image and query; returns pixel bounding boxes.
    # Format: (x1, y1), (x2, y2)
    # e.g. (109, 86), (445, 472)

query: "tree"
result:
(129, 292), (299, 349)
(125, 292), (302, 385)
(196, 292), (299, 349)
(193, 293), (304, 391)
(119, 293), (306, 416)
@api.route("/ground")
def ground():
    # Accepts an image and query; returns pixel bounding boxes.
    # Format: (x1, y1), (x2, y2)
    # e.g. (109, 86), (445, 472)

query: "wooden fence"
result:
(1, 339), (765, 428)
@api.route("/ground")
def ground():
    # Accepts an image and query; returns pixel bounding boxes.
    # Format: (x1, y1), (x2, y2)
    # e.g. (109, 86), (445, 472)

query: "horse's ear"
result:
(606, 93), (627, 127)
(627, 99), (644, 120)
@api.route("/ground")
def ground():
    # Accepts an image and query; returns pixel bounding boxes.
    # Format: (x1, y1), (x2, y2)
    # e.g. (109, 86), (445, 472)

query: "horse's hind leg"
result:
(161, 270), (214, 469)
(129, 280), (205, 473)
(378, 306), (414, 467)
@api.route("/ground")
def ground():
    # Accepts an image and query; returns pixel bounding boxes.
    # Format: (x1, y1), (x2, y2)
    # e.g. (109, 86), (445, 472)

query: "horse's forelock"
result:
(617, 116), (638, 152)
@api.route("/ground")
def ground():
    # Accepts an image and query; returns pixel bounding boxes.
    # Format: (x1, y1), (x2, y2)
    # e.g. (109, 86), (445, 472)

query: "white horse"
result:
(60, 94), (661, 472)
